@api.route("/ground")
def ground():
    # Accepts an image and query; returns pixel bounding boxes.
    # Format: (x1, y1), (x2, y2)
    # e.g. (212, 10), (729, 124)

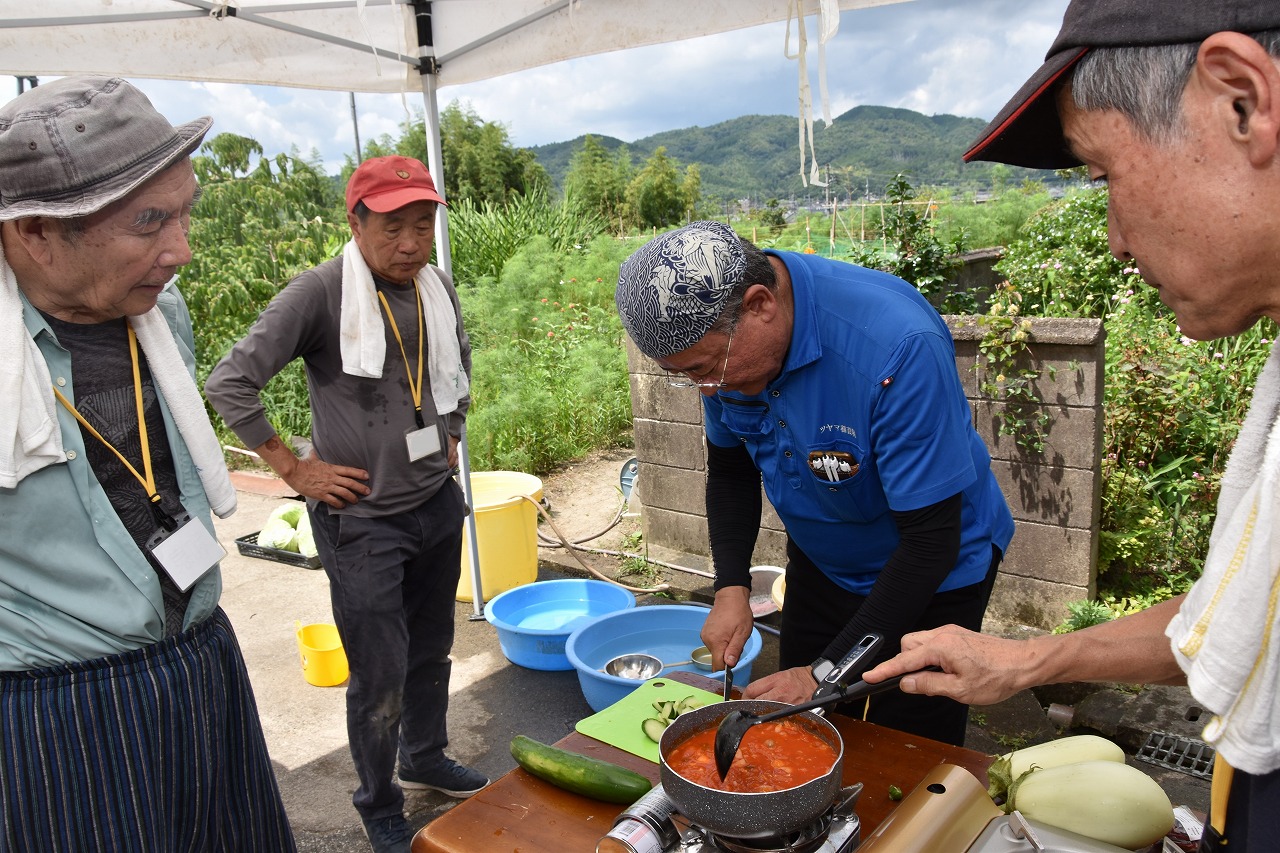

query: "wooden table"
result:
(413, 672), (993, 853)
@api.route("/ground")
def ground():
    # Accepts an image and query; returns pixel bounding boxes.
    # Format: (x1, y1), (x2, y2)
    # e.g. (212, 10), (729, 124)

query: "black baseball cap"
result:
(965, 0), (1280, 169)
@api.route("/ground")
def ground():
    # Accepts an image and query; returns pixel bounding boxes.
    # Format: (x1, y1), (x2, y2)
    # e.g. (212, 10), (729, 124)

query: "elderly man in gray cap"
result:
(0, 76), (294, 850)
(865, 1), (1280, 846)
(616, 221), (1014, 747)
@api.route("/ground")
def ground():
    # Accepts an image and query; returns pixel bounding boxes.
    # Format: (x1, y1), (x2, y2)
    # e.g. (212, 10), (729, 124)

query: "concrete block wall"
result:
(625, 315), (1106, 630)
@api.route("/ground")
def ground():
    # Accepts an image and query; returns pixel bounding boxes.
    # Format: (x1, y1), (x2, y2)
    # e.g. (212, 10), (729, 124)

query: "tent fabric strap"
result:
(787, 0), (839, 187)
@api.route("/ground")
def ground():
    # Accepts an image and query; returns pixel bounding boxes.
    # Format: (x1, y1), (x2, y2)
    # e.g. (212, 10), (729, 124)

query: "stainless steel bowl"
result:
(690, 645), (714, 671)
(603, 652), (663, 680)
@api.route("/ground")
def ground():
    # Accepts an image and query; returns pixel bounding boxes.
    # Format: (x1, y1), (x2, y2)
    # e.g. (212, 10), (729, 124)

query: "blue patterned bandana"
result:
(615, 221), (746, 359)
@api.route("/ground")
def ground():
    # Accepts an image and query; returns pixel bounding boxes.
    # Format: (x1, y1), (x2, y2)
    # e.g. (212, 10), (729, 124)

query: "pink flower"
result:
(547, 331), (555, 338)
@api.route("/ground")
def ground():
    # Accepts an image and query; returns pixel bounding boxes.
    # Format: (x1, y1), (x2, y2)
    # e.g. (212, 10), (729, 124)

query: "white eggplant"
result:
(987, 734), (1125, 801)
(1007, 759), (1175, 849)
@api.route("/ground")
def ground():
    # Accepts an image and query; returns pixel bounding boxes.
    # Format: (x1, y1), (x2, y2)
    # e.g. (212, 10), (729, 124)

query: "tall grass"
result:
(460, 234), (634, 473)
(185, 167), (622, 477)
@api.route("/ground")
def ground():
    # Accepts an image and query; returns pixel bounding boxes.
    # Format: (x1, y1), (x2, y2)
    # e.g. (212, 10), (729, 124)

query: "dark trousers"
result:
(778, 544), (1002, 747)
(0, 609), (296, 852)
(309, 481), (466, 820)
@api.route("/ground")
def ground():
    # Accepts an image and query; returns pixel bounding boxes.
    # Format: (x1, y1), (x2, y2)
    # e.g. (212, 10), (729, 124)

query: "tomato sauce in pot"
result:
(665, 718), (838, 792)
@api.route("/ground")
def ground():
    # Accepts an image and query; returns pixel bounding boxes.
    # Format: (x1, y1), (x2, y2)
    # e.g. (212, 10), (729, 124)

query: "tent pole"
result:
(415, 1), (486, 619)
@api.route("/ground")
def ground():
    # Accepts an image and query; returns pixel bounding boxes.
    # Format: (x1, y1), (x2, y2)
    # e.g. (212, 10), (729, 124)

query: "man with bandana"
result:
(616, 221), (1014, 746)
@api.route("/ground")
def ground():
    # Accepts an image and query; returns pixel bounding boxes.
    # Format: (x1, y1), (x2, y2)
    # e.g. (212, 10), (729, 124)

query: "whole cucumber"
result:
(510, 735), (652, 804)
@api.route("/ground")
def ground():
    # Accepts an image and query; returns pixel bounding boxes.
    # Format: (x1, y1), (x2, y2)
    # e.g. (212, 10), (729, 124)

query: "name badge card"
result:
(406, 425), (442, 462)
(149, 513), (227, 591)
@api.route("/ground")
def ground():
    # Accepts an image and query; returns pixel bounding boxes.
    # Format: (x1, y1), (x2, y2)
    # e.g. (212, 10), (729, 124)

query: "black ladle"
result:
(712, 666), (941, 779)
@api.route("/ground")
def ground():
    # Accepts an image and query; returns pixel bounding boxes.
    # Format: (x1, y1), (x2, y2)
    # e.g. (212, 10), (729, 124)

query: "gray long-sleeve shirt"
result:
(205, 256), (471, 517)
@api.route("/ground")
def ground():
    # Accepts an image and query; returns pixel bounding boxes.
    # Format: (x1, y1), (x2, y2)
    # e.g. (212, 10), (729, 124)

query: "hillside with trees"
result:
(531, 105), (1049, 205)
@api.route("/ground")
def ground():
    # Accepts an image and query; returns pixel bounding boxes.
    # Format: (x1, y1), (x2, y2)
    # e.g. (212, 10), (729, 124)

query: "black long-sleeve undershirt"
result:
(705, 439), (963, 664)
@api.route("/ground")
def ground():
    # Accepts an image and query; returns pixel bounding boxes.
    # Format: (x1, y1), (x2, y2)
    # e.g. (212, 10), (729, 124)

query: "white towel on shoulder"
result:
(0, 241), (63, 489)
(1168, 343), (1280, 775)
(339, 239), (469, 416)
(0, 244), (236, 518)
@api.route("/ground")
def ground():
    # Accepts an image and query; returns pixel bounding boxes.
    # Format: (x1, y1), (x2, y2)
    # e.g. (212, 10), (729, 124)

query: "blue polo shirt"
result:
(703, 251), (1013, 596)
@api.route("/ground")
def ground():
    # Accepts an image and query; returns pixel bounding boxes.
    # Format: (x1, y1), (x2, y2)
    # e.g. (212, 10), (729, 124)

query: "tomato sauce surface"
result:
(665, 718), (837, 792)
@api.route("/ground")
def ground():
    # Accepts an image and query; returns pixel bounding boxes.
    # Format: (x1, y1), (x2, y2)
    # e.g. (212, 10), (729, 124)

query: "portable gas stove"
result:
(602, 768), (1139, 853)
(599, 784), (861, 853)
(671, 788), (862, 853)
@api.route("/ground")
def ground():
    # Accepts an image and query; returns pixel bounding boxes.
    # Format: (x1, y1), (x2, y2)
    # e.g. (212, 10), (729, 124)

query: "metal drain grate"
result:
(1136, 731), (1216, 779)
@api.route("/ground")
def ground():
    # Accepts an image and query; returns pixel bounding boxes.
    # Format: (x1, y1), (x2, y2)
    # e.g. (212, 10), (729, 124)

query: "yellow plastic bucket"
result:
(295, 621), (349, 687)
(456, 471), (544, 603)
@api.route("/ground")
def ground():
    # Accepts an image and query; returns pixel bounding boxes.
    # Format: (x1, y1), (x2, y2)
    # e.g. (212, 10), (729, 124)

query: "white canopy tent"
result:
(0, 0), (911, 609)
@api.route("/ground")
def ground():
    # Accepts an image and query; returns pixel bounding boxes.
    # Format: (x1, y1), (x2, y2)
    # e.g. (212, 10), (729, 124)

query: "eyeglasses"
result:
(665, 332), (733, 388)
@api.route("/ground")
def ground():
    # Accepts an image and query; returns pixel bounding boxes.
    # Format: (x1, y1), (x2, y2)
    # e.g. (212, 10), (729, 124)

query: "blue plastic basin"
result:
(484, 579), (636, 671)
(566, 604), (762, 712)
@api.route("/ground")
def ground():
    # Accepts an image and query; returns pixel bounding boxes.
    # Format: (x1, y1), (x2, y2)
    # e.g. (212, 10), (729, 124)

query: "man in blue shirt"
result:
(616, 221), (1014, 745)
(0, 76), (293, 850)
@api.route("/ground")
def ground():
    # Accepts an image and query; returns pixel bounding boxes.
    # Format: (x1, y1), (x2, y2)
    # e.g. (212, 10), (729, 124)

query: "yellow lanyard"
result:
(52, 323), (161, 505)
(377, 285), (426, 428)
(1209, 754), (1234, 839)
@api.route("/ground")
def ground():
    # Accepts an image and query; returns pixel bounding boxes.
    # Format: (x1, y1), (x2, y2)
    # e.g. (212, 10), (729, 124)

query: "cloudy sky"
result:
(32, 0), (1072, 174)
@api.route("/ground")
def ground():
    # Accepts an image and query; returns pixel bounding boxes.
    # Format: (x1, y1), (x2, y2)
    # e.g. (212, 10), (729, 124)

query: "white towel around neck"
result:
(0, 244), (236, 518)
(1167, 343), (1280, 775)
(339, 239), (469, 416)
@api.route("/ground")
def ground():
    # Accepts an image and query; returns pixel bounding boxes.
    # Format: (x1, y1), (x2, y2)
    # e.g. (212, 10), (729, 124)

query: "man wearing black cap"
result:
(864, 1), (1280, 847)
(206, 155), (486, 853)
(0, 76), (294, 850)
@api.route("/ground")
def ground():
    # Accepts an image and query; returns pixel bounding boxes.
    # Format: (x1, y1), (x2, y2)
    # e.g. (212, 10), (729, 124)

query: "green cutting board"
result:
(575, 677), (724, 763)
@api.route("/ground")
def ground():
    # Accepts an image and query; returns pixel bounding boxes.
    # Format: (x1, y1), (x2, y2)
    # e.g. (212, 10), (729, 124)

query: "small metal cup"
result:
(603, 653), (663, 680)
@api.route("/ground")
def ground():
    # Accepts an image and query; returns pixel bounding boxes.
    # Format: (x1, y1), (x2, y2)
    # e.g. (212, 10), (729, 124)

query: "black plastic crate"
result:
(235, 531), (322, 570)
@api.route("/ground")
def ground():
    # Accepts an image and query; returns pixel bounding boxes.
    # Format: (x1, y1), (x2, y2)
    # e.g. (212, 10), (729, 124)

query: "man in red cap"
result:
(863, 1), (1280, 847)
(206, 155), (486, 853)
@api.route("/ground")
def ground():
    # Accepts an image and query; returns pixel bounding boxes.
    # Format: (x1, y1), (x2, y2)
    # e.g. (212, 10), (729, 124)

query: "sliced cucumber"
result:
(642, 717), (668, 743)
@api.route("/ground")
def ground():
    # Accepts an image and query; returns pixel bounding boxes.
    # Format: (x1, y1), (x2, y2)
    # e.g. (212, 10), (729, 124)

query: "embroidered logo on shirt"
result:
(819, 424), (857, 437)
(808, 450), (859, 482)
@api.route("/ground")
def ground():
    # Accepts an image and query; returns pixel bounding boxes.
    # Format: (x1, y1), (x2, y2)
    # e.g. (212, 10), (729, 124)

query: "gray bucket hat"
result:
(0, 75), (212, 220)
(615, 220), (746, 359)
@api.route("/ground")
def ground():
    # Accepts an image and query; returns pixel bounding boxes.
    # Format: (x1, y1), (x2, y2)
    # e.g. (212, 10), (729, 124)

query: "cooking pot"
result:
(658, 699), (844, 840)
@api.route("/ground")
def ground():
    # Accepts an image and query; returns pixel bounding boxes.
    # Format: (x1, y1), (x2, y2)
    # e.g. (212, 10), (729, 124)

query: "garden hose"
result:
(517, 495), (670, 594)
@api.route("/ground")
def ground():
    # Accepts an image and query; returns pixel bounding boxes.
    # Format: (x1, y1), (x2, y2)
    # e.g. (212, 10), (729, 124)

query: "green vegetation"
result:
(845, 173), (970, 313)
(185, 128), (621, 474)
(996, 187), (1274, 609)
(181, 102), (1253, 621)
(531, 105), (1053, 205)
(350, 102), (549, 205)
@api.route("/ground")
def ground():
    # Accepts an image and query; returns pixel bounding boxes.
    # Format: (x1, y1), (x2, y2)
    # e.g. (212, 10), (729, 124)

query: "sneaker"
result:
(398, 758), (490, 798)
(360, 814), (413, 853)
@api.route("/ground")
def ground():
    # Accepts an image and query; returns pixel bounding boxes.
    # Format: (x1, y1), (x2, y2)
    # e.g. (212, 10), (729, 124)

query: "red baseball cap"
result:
(345, 155), (446, 213)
